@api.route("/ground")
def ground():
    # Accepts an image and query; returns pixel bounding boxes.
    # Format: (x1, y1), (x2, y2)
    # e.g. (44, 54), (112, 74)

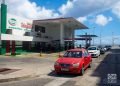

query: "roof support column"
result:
(60, 23), (64, 48)
(72, 29), (75, 48)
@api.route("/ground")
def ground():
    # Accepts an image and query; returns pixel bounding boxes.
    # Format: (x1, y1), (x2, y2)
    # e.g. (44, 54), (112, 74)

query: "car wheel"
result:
(56, 72), (61, 75)
(80, 66), (84, 75)
(88, 62), (92, 68)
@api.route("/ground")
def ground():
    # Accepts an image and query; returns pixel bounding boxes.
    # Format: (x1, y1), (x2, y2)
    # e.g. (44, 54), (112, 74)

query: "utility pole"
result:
(93, 27), (95, 45)
(100, 29), (102, 46)
(85, 33), (88, 48)
(112, 32), (114, 46)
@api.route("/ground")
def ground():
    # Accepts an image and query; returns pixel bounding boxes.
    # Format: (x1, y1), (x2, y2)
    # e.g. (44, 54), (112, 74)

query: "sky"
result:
(1, 0), (120, 45)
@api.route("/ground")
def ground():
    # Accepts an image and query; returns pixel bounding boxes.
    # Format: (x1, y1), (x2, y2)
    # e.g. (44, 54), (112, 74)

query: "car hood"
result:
(88, 50), (97, 53)
(57, 57), (82, 64)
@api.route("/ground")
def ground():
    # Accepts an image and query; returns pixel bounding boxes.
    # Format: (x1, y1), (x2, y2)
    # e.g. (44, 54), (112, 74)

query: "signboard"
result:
(7, 14), (33, 36)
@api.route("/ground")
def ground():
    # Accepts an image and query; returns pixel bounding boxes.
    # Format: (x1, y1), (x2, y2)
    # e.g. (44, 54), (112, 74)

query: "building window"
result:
(35, 25), (45, 33)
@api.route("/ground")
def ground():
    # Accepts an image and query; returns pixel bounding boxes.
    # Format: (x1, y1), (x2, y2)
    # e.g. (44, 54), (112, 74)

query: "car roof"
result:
(67, 48), (86, 52)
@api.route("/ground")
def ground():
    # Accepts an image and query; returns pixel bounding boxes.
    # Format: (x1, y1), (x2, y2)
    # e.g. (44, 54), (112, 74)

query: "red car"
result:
(54, 48), (92, 75)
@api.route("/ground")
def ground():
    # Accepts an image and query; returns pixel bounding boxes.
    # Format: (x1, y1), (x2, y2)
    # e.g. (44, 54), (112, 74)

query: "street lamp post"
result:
(93, 27), (95, 45)
(100, 29), (102, 46)
(112, 32), (114, 46)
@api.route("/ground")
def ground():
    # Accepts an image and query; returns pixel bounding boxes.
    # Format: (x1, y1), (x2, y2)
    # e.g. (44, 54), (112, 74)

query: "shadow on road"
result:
(91, 49), (120, 85)
(48, 70), (78, 78)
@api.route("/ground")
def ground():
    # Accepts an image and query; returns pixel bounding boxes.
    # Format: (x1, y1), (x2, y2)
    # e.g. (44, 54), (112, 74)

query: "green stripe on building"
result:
(0, 4), (7, 55)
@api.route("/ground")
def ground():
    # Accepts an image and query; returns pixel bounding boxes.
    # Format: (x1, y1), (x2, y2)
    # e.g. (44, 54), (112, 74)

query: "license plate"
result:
(61, 68), (69, 71)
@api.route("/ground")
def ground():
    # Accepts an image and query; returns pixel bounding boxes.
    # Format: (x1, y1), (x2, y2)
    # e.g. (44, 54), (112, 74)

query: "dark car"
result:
(105, 45), (112, 51)
(98, 46), (106, 54)
(100, 47), (105, 54)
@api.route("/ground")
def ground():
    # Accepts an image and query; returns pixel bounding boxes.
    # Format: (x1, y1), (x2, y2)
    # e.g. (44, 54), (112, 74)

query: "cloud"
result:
(95, 14), (112, 26)
(59, 0), (119, 18)
(1, 0), (120, 21)
(77, 16), (87, 23)
(4, 0), (60, 19)
(112, 1), (120, 19)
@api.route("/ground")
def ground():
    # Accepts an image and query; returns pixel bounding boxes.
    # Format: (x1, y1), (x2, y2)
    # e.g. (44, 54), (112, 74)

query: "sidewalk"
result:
(0, 51), (65, 61)
(0, 53), (57, 83)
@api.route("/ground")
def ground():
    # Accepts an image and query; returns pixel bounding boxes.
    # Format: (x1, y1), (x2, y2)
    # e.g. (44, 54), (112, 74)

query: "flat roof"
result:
(34, 17), (88, 30)
(78, 35), (98, 37)
(64, 38), (92, 41)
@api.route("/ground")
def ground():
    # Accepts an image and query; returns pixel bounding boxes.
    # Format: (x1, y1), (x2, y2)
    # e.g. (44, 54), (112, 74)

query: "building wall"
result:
(64, 28), (73, 39)
(32, 22), (75, 43)
(45, 25), (60, 40)
(32, 22), (61, 42)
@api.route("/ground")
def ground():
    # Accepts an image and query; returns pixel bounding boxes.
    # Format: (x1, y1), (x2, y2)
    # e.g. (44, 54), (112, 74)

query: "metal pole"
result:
(93, 27), (95, 45)
(85, 33), (87, 48)
(100, 29), (102, 46)
(112, 32), (114, 46)
(40, 42), (42, 56)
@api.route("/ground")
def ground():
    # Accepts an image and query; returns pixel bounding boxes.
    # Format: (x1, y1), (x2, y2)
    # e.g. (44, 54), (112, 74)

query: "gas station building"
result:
(0, 3), (88, 55)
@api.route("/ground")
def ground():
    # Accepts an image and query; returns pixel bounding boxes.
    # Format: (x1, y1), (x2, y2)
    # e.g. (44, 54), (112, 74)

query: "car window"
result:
(88, 47), (97, 50)
(82, 52), (86, 57)
(63, 51), (82, 58)
(83, 50), (89, 57)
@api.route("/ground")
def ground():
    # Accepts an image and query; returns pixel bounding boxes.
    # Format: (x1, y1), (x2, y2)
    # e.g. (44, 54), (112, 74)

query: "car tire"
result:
(56, 72), (61, 75)
(80, 66), (84, 76)
(88, 62), (92, 68)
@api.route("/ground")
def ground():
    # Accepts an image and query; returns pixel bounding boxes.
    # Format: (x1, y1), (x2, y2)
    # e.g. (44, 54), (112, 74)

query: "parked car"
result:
(87, 46), (100, 57)
(54, 48), (92, 75)
(100, 47), (106, 54)
(105, 45), (112, 51)
(98, 46), (106, 54)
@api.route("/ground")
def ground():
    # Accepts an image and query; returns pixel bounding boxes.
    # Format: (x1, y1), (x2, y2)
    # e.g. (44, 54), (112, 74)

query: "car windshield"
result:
(63, 51), (82, 58)
(88, 47), (97, 50)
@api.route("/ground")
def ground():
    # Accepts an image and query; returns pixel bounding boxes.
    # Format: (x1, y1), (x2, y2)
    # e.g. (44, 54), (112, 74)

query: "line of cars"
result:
(87, 45), (112, 57)
(54, 45), (111, 75)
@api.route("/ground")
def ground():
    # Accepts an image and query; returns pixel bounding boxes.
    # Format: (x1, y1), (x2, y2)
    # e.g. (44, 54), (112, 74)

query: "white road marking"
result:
(44, 78), (70, 86)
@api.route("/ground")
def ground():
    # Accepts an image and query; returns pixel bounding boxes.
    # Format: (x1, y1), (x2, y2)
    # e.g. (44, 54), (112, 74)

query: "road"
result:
(0, 47), (120, 86)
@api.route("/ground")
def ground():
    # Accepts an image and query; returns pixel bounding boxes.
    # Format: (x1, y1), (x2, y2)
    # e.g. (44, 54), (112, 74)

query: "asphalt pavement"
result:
(0, 47), (120, 86)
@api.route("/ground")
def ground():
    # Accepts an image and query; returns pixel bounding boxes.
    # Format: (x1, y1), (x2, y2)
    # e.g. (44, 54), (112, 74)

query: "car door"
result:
(85, 50), (91, 64)
(97, 48), (100, 56)
(83, 51), (88, 68)
(84, 50), (91, 67)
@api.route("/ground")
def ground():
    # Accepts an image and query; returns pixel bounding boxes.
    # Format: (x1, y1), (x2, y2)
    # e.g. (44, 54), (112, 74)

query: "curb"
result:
(0, 74), (40, 83)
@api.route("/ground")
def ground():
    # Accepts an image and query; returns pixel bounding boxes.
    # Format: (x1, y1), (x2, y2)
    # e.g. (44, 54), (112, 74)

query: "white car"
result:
(88, 46), (100, 57)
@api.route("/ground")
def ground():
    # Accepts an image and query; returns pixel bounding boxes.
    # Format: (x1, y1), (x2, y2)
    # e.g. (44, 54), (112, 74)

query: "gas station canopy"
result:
(34, 17), (89, 30)
(77, 35), (98, 37)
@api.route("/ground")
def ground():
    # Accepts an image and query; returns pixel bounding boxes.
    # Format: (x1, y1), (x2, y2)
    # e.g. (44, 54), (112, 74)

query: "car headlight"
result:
(54, 62), (60, 66)
(72, 63), (80, 67)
